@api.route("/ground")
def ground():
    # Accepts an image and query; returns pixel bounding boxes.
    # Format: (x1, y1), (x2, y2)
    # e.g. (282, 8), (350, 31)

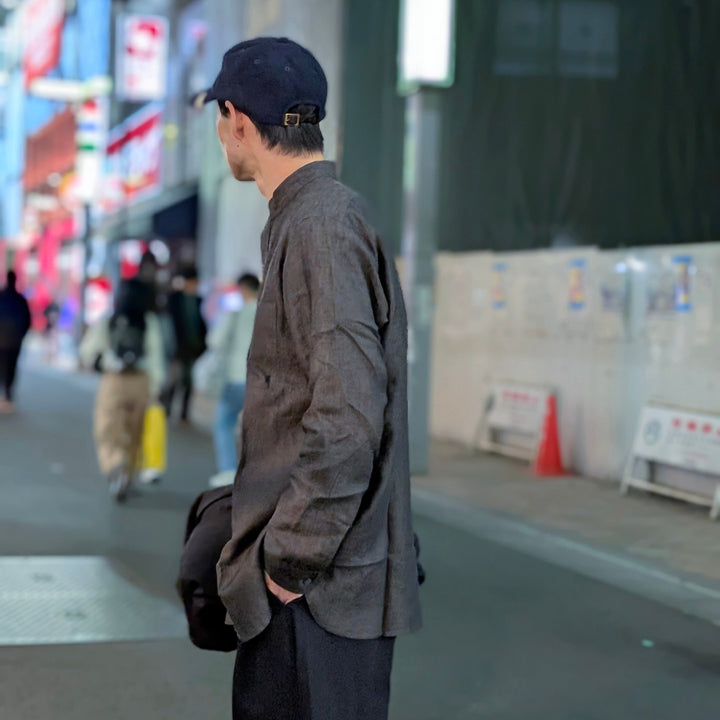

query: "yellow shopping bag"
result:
(142, 403), (167, 475)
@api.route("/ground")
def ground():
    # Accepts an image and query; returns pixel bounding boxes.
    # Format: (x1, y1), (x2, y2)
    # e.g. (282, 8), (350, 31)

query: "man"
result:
(198, 37), (421, 719)
(162, 266), (207, 423)
(0, 271), (32, 413)
(208, 272), (259, 488)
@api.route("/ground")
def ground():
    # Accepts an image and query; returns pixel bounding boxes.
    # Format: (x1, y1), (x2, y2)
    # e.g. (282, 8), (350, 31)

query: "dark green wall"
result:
(340, 0), (720, 253)
(339, 0), (405, 256)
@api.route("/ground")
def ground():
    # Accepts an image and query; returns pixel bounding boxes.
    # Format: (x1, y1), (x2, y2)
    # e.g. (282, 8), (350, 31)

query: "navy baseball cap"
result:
(194, 37), (327, 127)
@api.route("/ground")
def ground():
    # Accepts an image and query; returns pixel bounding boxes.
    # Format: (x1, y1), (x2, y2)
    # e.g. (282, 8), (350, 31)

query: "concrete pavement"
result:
(1, 357), (719, 719)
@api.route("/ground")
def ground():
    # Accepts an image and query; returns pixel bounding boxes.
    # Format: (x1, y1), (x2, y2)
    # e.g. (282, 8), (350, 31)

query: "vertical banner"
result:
(103, 105), (163, 210)
(116, 15), (169, 102)
(23, 0), (65, 87)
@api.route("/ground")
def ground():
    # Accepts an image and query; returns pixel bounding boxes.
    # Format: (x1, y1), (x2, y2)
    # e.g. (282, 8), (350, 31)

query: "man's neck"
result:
(254, 153), (324, 200)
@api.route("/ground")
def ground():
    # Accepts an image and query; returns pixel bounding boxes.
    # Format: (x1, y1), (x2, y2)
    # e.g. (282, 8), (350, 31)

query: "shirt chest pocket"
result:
(247, 301), (277, 374)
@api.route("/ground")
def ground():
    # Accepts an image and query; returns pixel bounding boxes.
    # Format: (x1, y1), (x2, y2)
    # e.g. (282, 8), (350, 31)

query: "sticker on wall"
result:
(492, 262), (507, 309)
(594, 259), (629, 341)
(568, 258), (586, 311)
(673, 255), (692, 312)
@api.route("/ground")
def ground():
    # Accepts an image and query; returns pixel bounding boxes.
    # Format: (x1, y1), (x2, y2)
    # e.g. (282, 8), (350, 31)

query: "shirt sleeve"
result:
(263, 216), (391, 594)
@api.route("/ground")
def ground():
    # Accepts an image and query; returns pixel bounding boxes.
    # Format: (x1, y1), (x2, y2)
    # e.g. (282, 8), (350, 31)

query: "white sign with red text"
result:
(485, 382), (549, 436)
(116, 15), (169, 102)
(632, 405), (720, 476)
(103, 105), (163, 211)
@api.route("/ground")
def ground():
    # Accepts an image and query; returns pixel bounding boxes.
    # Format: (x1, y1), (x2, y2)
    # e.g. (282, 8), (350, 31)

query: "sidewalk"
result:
(27, 343), (720, 596)
(416, 441), (720, 587)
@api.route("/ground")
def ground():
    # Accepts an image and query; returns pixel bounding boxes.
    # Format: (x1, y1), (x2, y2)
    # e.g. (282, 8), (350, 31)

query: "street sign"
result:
(478, 381), (551, 462)
(622, 403), (720, 520)
(116, 15), (169, 102)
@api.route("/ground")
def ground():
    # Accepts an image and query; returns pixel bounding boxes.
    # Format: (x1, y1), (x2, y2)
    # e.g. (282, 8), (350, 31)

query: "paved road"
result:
(1, 362), (719, 719)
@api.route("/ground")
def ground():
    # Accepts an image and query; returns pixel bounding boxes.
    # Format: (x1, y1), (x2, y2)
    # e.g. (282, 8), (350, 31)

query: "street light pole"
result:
(401, 90), (443, 475)
(398, 0), (455, 474)
(77, 201), (92, 342)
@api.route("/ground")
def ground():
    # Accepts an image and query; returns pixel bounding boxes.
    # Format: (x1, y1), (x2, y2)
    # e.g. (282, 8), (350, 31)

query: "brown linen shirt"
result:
(217, 161), (422, 642)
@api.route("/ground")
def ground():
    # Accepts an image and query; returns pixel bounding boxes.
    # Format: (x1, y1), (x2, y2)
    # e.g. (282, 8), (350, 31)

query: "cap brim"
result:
(189, 88), (217, 109)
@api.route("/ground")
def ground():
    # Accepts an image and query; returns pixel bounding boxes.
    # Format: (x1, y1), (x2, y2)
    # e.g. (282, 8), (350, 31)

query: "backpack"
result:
(109, 312), (146, 370)
(177, 485), (236, 652)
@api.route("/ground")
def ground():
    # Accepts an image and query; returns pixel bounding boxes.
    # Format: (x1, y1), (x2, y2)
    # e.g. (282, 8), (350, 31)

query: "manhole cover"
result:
(0, 556), (186, 645)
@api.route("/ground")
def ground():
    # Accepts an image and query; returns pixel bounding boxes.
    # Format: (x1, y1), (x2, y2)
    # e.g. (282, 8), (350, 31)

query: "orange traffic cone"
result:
(533, 394), (565, 476)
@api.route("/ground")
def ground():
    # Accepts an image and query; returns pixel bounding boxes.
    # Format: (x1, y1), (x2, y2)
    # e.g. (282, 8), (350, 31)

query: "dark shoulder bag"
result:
(176, 486), (236, 652)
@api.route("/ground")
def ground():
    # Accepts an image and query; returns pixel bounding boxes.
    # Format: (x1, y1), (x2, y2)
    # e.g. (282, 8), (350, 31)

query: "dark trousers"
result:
(160, 360), (194, 420)
(0, 346), (21, 401)
(233, 596), (394, 720)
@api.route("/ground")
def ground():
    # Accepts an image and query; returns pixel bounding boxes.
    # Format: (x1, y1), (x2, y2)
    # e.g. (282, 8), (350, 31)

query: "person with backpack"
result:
(161, 266), (207, 424)
(0, 271), (32, 413)
(79, 278), (166, 502)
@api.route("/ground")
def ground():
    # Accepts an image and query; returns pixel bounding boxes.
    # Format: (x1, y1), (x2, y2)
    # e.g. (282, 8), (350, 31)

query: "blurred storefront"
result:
(97, 0), (208, 286)
(20, 107), (81, 328)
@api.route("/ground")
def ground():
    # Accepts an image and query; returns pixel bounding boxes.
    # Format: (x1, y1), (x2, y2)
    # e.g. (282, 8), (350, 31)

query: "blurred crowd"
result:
(0, 256), (258, 503)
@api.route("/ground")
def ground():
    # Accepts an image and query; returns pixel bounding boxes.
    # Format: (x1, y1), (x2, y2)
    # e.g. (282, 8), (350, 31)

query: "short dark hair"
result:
(218, 100), (324, 156)
(237, 273), (260, 293)
(180, 265), (199, 281)
(7, 270), (17, 286)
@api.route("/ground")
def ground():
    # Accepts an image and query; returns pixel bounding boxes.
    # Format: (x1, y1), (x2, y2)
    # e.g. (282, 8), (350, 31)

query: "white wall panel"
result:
(429, 243), (720, 482)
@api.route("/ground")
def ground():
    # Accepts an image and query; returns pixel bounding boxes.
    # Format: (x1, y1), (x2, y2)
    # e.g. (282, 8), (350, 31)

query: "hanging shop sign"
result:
(116, 15), (169, 102)
(104, 104), (163, 211)
(23, 0), (65, 87)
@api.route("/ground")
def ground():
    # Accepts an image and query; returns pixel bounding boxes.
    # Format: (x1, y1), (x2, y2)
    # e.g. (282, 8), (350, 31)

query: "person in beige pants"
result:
(80, 279), (166, 501)
(93, 370), (150, 481)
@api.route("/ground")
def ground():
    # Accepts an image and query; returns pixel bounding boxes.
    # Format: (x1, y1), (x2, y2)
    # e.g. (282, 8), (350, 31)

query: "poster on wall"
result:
(673, 255), (692, 312)
(568, 258), (586, 311)
(594, 258), (629, 341)
(491, 262), (507, 309)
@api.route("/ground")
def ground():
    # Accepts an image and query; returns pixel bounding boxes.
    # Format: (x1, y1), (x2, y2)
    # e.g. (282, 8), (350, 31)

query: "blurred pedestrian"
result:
(198, 37), (421, 720)
(42, 299), (60, 363)
(161, 266), (207, 424)
(79, 278), (166, 502)
(207, 273), (259, 488)
(0, 271), (32, 413)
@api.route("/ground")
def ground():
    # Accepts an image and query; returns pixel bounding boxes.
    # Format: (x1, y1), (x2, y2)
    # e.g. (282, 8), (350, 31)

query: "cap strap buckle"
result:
(283, 112), (301, 127)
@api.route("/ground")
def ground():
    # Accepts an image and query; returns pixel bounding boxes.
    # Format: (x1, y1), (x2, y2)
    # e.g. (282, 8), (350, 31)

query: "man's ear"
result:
(228, 104), (251, 144)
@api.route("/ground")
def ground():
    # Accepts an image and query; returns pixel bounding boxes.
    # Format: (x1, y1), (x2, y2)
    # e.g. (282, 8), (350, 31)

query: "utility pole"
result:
(398, 0), (455, 474)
